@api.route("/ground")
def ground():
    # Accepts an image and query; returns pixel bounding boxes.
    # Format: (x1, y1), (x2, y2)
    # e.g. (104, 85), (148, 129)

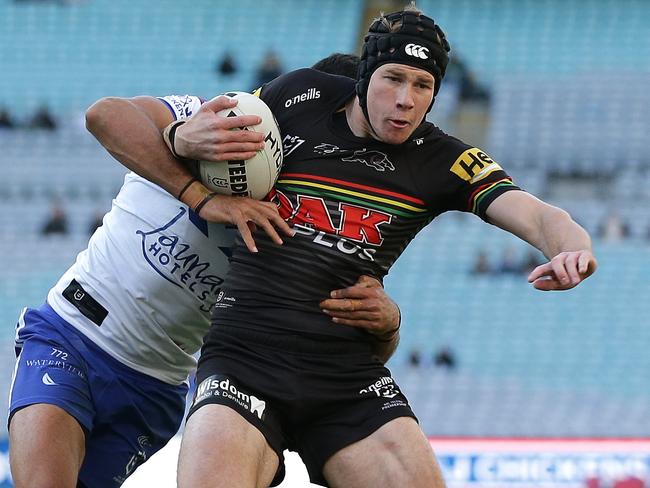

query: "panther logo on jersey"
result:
(342, 149), (395, 172)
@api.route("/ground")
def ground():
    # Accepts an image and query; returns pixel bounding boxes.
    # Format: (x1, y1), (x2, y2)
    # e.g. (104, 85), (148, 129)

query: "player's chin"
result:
(377, 128), (413, 145)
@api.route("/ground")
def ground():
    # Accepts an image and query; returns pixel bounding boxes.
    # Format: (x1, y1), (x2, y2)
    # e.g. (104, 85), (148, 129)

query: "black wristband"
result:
(177, 177), (199, 201)
(193, 191), (218, 215)
(163, 120), (187, 159)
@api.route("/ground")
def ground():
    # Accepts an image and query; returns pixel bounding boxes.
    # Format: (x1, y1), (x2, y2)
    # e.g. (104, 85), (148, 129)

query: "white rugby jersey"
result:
(48, 95), (234, 385)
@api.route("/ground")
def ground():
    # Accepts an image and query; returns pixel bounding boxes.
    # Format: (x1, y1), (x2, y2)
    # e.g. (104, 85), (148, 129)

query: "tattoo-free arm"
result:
(85, 96), (193, 198)
(486, 191), (597, 290)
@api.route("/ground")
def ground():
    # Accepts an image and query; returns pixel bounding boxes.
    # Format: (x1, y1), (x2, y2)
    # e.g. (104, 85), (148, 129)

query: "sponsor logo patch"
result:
(194, 375), (266, 419)
(113, 435), (151, 484)
(284, 87), (321, 108)
(405, 43), (429, 59)
(283, 134), (305, 157)
(163, 95), (195, 119)
(41, 373), (56, 386)
(314, 143), (346, 156)
(359, 376), (400, 399)
(136, 208), (227, 313)
(450, 148), (502, 183)
(25, 347), (86, 379)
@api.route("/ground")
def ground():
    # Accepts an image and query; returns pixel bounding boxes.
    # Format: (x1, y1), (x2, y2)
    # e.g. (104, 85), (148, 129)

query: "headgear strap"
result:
(356, 10), (451, 127)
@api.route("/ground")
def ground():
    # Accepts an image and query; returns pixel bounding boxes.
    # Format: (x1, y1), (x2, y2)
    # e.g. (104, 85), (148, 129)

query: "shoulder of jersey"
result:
(408, 124), (473, 167)
(269, 68), (354, 113)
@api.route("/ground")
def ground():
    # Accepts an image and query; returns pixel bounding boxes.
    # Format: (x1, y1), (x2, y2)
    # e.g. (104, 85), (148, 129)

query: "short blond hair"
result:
(375, 3), (427, 34)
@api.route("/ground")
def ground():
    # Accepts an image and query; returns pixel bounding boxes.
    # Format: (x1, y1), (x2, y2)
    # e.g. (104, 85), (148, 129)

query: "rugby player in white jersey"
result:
(8, 90), (402, 487)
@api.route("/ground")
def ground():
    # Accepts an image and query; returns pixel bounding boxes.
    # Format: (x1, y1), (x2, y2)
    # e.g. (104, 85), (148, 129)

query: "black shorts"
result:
(188, 325), (417, 487)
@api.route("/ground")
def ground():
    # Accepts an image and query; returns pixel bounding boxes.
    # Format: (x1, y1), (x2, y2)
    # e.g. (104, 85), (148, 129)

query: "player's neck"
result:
(345, 98), (373, 139)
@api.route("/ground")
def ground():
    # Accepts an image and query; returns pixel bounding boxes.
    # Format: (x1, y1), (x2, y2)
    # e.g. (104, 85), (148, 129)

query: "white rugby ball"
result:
(199, 92), (283, 200)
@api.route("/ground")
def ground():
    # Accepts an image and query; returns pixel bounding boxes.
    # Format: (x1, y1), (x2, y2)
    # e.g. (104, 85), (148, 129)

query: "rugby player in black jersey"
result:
(88, 5), (597, 488)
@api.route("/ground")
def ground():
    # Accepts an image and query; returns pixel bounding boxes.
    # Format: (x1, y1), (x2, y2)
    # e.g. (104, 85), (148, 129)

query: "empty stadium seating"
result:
(0, 0), (362, 115)
(385, 213), (650, 435)
(0, 0), (649, 441)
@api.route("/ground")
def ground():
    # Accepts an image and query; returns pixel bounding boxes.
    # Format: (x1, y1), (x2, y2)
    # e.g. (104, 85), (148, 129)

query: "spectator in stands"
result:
(40, 200), (68, 236)
(496, 246), (520, 274)
(0, 107), (16, 129)
(312, 53), (360, 79)
(471, 250), (492, 275)
(253, 49), (284, 87)
(597, 211), (630, 242)
(433, 345), (457, 370)
(408, 348), (422, 367)
(445, 52), (490, 103)
(216, 51), (237, 76)
(521, 250), (544, 275)
(27, 104), (58, 130)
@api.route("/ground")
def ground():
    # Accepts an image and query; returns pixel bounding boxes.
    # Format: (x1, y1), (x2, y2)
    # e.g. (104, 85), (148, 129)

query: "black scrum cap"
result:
(356, 10), (451, 122)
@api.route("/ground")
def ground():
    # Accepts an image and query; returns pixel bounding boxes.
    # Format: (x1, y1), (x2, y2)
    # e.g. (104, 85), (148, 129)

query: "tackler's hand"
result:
(174, 95), (265, 162)
(197, 194), (294, 253)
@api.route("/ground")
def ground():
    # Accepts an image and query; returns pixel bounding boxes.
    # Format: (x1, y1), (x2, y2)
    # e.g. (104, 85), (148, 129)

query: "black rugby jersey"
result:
(213, 69), (520, 339)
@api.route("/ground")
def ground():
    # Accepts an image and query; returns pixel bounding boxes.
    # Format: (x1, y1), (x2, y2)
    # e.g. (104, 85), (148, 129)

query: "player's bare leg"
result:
(177, 404), (279, 488)
(9, 404), (86, 488)
(323, 416), (446, 488)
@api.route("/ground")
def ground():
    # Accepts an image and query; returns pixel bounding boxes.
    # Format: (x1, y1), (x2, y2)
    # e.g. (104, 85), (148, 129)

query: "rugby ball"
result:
(199, 92), (283, 200)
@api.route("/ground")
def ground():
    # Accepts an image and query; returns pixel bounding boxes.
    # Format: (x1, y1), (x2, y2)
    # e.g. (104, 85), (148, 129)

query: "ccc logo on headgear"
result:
(405, 43), (429, 59)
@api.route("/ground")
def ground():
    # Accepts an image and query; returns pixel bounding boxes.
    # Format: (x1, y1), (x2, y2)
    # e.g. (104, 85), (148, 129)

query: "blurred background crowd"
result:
(0, 0), (649, 486)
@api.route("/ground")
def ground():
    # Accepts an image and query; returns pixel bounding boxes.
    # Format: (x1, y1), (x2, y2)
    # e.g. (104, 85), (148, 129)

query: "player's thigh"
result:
(9, 403), (85, 488)
(322, 416), (446, 488)
(177, 404), (279, 488)
(78, 354), (188, 488)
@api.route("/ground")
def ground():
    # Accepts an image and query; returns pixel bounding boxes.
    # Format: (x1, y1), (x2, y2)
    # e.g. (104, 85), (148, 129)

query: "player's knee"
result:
(394, 445), (446, 488)
(374, 422), (445, 487)
(12, 471), (78, 488)
(9, 404), (86, 487)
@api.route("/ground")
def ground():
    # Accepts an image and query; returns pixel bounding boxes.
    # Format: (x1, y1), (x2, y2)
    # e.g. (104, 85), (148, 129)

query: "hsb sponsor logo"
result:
(450, 148), (502, 183)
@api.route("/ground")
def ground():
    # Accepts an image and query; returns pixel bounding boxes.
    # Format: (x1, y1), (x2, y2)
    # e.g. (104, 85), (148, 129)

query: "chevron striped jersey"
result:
(212, 69), (520, 339)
